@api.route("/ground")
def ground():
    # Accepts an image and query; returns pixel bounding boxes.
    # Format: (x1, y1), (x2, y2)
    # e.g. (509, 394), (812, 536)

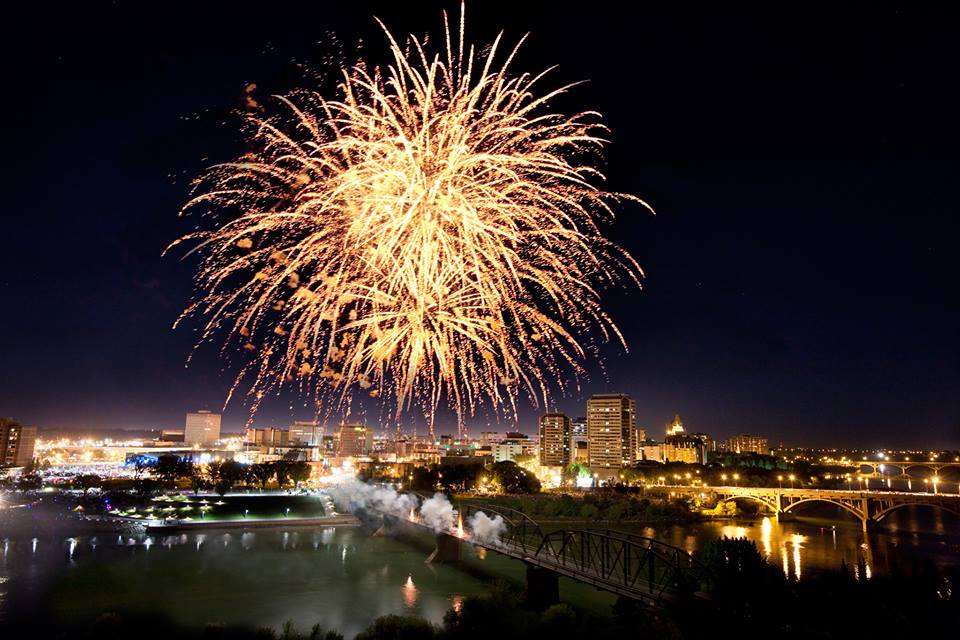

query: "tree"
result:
(487, 461), (541, 494)
(273, 460), (291, 489)
(73, 473), (101, 496)
(153, 454), (181, 486)
(133, 457), (149, 480)
(209, 460), (246, 496)
(355, 615), (437, 640)
(251, 463), (275, 490)
(16, 474), (43, 492)
(289, 461), (311, 488)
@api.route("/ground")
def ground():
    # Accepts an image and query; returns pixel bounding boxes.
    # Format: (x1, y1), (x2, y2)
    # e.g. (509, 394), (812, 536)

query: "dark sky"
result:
(1, 2), (957, 447)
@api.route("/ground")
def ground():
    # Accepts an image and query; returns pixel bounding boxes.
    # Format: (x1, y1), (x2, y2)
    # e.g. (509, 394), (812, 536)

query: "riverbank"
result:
(143, 514), (358, 532)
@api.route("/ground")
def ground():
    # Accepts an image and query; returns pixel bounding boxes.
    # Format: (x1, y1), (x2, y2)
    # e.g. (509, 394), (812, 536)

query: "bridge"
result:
(853, 459), (960, 480)
(650, 485), (960, 531)
(371, 498), (714, 607)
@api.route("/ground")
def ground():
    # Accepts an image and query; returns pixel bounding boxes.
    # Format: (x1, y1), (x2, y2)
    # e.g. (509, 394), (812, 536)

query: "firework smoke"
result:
(330, 480), (418, 519)
(467, 511), (506, 545)
(170, 4), (647, 426)
(419, 493), (456, 532)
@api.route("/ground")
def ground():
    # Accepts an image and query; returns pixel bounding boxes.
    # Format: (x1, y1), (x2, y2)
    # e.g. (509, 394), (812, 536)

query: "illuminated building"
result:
(587, 394), (637, 478)
(661, 415), (710, 463)
(245, 427), (289, 447)
(640, 442), (663, 462)
(492, 432), (534, 462)
(0, 419), (37, 467)
(184, 410), (221, 445)
(727, 434), (769, 455)
(288, 421), (321, 445)
(337, 424), (370, 458)
(538, 413), (571, 467)
(663, 434), (705, 463)
(665, 414), (685, 436)
(480, 431), (505, 446)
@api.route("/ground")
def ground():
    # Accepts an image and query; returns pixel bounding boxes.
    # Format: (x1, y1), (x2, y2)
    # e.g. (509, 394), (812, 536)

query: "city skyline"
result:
(1, 2), (957, 448)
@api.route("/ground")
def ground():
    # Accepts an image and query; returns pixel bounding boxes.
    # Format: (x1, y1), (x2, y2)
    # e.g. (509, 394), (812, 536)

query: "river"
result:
(1, 504), (958, 635)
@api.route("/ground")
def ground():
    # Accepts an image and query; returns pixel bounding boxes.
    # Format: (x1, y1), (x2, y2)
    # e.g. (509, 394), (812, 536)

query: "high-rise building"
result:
(570, 416), (588, 452)
(726, 434), (769, 455)
(337, 424), (369, 458)
(184, 411), (221, 446)
(0, 419), (37, 467)
(586, 394), (637, 476)
(538, 413), (571, 467)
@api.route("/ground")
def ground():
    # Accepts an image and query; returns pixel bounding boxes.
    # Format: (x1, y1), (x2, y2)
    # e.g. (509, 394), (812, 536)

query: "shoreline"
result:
(143, 514), (359, 532)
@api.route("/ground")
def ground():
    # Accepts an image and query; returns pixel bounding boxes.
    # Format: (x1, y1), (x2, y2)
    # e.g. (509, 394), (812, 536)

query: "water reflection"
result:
(790, 534), (805, 580)
(403, 575), (418, 608)
(0, 526), (491, 637)
(760, 517), (772, 557)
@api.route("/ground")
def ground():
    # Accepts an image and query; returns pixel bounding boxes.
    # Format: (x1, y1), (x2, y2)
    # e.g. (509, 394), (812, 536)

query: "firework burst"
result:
(169, 5), (648, 430)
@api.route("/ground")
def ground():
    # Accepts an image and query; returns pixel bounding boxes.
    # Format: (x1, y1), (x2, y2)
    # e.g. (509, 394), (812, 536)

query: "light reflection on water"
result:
(0, 526), (485, 636)
(0, 505), (957, 632)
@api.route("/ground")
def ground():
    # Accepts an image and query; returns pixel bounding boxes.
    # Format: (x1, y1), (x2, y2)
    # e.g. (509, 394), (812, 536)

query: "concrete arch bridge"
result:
(658, 486), (960, 531)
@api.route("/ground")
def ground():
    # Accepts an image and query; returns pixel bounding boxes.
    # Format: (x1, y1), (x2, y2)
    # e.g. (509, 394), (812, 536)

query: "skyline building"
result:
(726, 434), (770, 455)
(539, 413), (571, 467)
(337, 424), (369, 458)
(586, 394), (637, 478)
(0, 419), (37, 467)
(184, 410), (221, 446)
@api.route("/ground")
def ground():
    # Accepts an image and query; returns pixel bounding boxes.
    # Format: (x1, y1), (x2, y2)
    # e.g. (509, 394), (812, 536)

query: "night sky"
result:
(1, 2), (957, 447)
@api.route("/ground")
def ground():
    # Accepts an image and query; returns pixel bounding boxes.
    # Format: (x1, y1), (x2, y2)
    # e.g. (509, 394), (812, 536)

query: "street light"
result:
(733, 473), (740, 488)
(244, 509), (249, 519)
(932, 476), (939, 495)
(285, 507), (290, 518)
(721, 474), (728, 485)
(777, 475), (783, 490)
(789, 474), (796, 490)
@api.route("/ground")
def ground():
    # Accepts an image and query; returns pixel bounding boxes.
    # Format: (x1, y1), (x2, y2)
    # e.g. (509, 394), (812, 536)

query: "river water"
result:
(1, 505), (958, 635)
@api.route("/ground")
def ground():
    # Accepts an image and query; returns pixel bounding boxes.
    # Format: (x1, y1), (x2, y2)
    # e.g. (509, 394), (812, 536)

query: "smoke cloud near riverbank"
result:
(329, 479), (418, 520)
(328, 480), (507, 545)
(468, 511), (506, 545)
(419, 493), (454, 532)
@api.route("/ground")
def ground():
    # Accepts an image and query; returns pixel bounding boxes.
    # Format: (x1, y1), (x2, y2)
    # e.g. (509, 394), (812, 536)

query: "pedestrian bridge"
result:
(373, 499), (714, 606)
(652, 485), (960, 530)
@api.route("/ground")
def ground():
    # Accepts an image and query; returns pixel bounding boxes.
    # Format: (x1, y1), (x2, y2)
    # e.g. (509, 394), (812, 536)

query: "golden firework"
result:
(169, 5), (648, 429)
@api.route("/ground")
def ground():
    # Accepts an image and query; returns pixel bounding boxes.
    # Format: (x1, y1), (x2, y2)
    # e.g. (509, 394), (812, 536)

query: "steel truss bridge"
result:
(376, 498), (714, 606)
(651, 485), (960, 530)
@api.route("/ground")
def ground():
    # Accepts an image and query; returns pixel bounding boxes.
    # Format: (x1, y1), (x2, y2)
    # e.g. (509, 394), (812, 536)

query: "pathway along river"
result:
(1, 505), (958, 634)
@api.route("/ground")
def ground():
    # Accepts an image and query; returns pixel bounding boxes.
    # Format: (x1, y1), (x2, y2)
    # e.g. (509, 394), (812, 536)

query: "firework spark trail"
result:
(168, 4), (649, 431)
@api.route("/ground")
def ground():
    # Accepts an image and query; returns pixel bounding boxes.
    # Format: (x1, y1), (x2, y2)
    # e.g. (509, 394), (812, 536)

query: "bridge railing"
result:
(529, 529), (715, 599)
(400, 492), (715, 602)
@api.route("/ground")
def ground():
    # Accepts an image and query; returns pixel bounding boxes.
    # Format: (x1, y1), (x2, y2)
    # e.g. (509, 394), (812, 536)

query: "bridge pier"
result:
(525, 563), (559, 609)
(425, 532), (461, 564)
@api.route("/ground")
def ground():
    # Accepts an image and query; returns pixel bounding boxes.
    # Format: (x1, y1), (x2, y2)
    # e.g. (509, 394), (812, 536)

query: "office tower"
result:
(0, 419), (37, 467)
(337, 424), (369, 457)
(539, 413), (571, 467)
(184, 410), (221, 445)
(586, 394), (637, 475)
